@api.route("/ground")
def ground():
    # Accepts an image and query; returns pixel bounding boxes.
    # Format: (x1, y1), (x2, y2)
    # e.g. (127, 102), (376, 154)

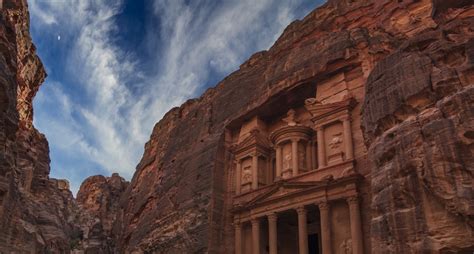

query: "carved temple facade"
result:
(227, 73), (368, 254)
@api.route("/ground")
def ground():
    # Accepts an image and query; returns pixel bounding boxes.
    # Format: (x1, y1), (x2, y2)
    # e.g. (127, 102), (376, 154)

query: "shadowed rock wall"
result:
(0, 1), (79, 252)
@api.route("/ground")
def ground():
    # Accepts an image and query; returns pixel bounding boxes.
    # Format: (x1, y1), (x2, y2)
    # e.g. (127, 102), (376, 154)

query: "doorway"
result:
(308, 233), (320, 254)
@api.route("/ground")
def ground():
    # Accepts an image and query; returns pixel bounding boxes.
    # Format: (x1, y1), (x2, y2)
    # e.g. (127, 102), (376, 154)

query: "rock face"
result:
(361, 2), (474, 252)
(75, 173), (129, 253)
(0, 1), (128, 252)
(0, 0), (473, 253)
(0, 0), (79, 252)
(113, 0), (474, 253)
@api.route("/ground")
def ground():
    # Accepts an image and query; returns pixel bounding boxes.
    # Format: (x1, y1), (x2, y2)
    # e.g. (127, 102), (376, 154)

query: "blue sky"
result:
(28, 0), (323, 195)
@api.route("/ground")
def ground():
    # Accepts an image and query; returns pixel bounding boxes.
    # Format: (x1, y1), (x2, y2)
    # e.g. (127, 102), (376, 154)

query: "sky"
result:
(28, 0), (324, 195)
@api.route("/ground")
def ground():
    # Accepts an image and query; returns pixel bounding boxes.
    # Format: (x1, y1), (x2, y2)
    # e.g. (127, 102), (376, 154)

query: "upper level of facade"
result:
(229, 80), (360, 208)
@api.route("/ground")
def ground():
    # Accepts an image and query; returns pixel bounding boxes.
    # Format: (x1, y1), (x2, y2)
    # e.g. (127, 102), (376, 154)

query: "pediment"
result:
(304, 96), (356, 122)
(245, 180), (327, 207)
(232, 173), (363, 212)
(232, 129), (272, 154)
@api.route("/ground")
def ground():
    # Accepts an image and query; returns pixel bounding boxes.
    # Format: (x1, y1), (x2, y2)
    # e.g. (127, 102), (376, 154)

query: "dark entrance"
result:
(308, 233), (320, 254)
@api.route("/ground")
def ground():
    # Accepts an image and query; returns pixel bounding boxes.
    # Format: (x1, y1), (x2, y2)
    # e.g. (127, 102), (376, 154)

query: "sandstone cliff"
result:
(361, 2), (474, 252)
(114, 0), (474, 253)
(0, 1), (80, 252)
(1, 0), (473, 253)
(75, 173), (129, 253)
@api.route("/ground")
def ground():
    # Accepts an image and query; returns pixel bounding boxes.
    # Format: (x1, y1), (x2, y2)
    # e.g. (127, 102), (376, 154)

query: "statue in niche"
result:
(283, 152), (291, 170)
(339, 238), (352, 254)
(328, 132), (343, 150)
(242, 166), (252, 183)
(282, 109), (297, 126)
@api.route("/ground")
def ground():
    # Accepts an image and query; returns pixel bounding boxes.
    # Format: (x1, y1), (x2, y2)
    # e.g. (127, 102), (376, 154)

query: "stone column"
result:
(235, 222), (242, 254)
(297, 207), (308, 254)
(251, 217), (261, 254)
(252, 154), (258, 190)
(318, 202), (332, 254)
(235, 160), (241, 195)
(342, 117), (354, 160)
(275, 145), (282, 180)
(347, 196), (363, 254)
(267, 156), (273, 183)
(291, 139), (299, 176)
(311, 140), (317, 169)
(305, 141), (312, 171)
(268, 213), (278, 254)
(316, 127), (326, 168)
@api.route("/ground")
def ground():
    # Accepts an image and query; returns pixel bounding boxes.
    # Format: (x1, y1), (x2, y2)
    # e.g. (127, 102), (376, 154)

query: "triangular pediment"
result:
(245, 180), (327, 207)
(232, 173), (363, 212)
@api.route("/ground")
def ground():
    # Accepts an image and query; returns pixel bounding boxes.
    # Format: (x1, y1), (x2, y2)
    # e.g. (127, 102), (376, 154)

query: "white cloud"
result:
(28, 0), (57, 25)
(29, 0), (319, 193)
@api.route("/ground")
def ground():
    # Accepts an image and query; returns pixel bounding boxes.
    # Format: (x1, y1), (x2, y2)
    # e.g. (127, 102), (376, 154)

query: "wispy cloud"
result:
(29, 0), (320, 194)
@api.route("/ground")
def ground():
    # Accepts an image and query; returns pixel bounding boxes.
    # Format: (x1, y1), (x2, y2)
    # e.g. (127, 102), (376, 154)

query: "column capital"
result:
(297, 206), (309, 254)
(296, 206), (307, 215)
(347, 195), (359, 205)
(291, 137), (300, 143)
(342, 115), (352, 122)
(315, 125), (324, 131)
(318, 201), (330, 211)
(319, 200), (332, 254)
(251, 217), (260, 224)
(234, 221), (242, 228)
(267, 212), (277, 222)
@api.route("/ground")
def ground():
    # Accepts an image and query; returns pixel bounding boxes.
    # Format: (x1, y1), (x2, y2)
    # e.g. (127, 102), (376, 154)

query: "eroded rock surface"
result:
(0, 0), (81, 252)
(114, 0), (474, 253)
(0, 0), (473, 253)
(361, 2), (474, 252)
(74, 173), (129, 253)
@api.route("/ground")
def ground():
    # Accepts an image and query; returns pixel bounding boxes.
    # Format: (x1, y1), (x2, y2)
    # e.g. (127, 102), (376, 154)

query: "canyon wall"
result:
(75, 173), (129, 252)
(361, 3), (474, 252)
(114, 0), (473, 253)
(0, 0), (79, 252)
(0, 0), (472, 253)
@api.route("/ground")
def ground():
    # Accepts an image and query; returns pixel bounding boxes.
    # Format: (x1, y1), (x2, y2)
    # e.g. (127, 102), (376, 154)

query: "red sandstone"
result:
(0, 0), (473, 253)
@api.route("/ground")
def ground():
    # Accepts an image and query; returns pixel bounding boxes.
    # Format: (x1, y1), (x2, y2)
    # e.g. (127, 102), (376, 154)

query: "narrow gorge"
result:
(0, 0), (473, 253)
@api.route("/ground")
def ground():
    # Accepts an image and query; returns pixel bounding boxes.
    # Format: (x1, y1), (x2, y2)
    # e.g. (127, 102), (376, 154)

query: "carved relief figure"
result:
(282, 109), (297, 126)
(328, 132), (343, 149)
(339, 238), (352, 254)
(283, 152), (292, 170)
(242, 166), (252, 183)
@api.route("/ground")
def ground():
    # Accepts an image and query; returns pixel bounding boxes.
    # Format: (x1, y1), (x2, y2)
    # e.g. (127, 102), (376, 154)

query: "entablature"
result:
(231, 170), (362, 222)
(269, 125), (313, 146)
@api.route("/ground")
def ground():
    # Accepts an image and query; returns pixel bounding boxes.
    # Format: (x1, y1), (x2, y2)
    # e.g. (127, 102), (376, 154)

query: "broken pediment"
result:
(304, 95), (356, 125)
(232, 128), (272, 157)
